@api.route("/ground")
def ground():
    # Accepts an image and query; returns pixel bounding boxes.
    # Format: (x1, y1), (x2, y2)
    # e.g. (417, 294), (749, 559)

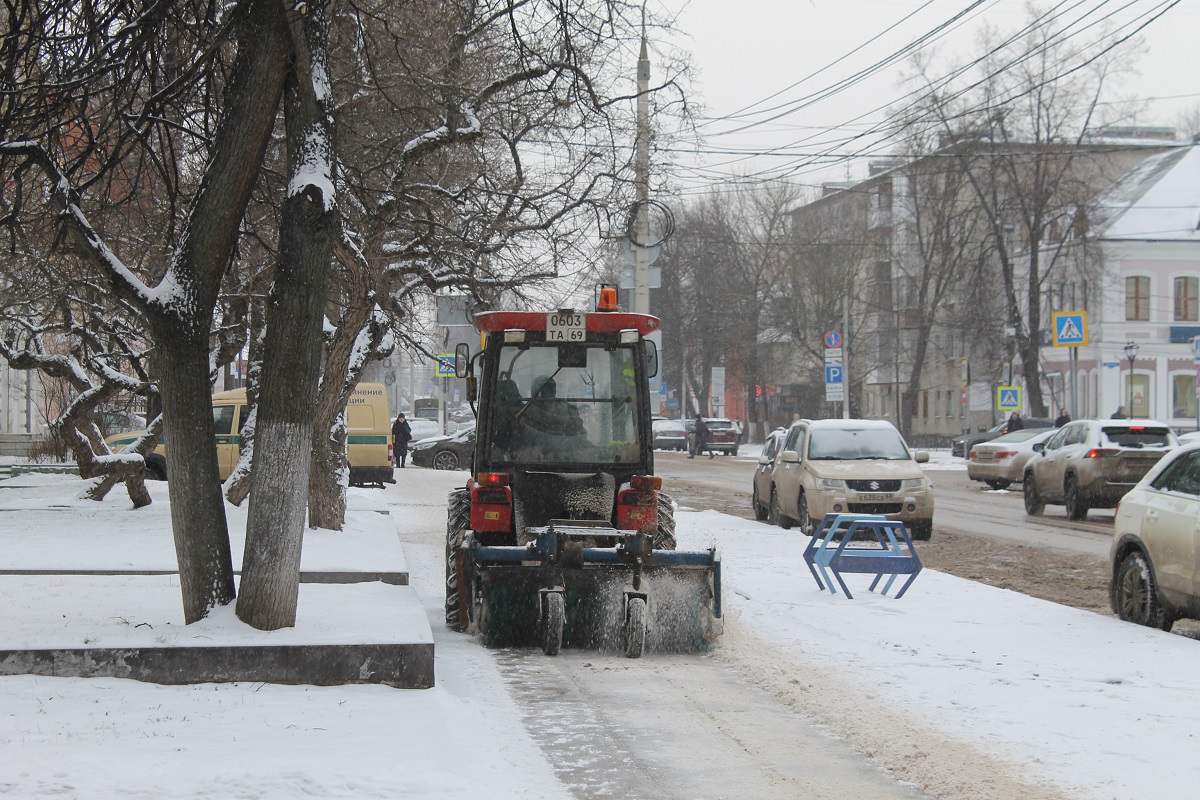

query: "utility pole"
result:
(633, 22), (650, 315)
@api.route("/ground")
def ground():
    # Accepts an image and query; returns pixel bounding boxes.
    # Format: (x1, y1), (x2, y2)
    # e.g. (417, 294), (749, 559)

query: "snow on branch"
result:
(0, 141), (172, 309)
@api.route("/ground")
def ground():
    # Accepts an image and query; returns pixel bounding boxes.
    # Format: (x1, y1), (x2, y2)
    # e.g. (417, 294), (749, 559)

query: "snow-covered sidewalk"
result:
(1, 466), (1195, 799)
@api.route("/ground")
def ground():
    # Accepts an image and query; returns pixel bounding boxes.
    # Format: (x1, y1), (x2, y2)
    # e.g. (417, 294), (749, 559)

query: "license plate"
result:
(546, 312), (586, 342)
(856, 493), (892, 502)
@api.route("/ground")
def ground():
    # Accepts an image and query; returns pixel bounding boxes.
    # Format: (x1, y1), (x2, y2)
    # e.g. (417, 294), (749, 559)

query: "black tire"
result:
(910, 520), (933, 541)
(1064, 475), (1088, 521)
(655, 492), (677, 550)
(1115, 551), (1173, 631)
(771, 489), (793, 530)
(624, 596), (647, 659)
(1023, 474), (1044, 516)
(985, 479), (1011, 490)
(432, 450), (460, 470)
(445, 488), (471, 631)
(144, 457), (168, 482)
(752, 485), (769, 521)
(541, 591), (565, 656)
(796, 492), (813, 535)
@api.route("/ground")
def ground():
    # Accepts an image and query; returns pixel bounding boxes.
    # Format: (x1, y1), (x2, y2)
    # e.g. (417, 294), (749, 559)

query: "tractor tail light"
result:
(470, 476), (512, 532)
(630, 474), (662, 491)
(617, 484), (658, 533)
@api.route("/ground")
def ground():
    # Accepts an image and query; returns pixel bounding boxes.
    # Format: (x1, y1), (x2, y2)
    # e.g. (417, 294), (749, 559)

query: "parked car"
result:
(1109, 440), (1200, 631)
(952, 417), (1054, 458)
(764, 418), (935, 540)
(652, 419), (688, 451)
(410, 425), (475, 470)
(751, 427), (788, 521)
(1178, 430), (1200, 445)
(686, 417), (739, 455)
(405, 417), (442, 443)
(966, 428), (1057, 490)
(1023, 419), (1178, 520)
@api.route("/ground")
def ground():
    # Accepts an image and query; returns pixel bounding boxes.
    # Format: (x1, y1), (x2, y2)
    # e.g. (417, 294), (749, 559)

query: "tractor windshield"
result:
(488, 343), (643, 465)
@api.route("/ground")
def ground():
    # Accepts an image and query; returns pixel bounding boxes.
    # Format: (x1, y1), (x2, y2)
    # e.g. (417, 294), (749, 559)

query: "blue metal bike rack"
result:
(802, 513), (923, 599)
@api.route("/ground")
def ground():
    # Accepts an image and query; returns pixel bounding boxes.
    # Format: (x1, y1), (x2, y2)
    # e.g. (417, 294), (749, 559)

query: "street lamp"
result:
(1124, 340), (1139, 418)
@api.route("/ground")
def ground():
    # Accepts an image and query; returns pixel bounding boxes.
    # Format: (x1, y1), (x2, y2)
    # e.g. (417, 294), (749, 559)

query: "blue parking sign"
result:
(825, 365), (843, 384)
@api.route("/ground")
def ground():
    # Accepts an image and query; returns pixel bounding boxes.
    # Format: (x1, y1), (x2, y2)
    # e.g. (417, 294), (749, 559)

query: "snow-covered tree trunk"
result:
(238, 0), (338, 630)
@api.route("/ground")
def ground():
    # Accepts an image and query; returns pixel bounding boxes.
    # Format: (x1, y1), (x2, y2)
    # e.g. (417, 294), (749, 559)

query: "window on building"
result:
(1173, 374), (1197, 420)
(1126, 374), (1151, 418)
(1174, 276), (1199, 322)
(1125, 276), (1150, 321)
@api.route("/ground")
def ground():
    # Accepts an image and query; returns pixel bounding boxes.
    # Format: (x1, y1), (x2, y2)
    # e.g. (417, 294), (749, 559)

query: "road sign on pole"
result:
(1051, 311), (1088, 347)
(996, 386), (1021, 411)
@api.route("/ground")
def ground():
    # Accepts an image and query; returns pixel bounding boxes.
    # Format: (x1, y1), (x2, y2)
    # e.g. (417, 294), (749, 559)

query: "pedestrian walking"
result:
(688, 415), (715, 459)
(391, 413), (413, 470)
(1111, 406), (1127, 419)
(1006, 411), (1023, 432)
(1054, 409), (1071, 427)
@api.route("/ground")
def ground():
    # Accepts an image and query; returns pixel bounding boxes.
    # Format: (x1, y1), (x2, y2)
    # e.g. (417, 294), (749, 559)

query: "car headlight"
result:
(900, 477), (928, 491)
(814, 477), (845, 491)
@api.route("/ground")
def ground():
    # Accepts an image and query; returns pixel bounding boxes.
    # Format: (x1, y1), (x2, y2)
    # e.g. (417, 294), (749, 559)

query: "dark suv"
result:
(952, 417), (1053, 458)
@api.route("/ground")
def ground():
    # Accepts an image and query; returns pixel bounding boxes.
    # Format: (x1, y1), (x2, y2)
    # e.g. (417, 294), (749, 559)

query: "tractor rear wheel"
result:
(445, 488), (471, 631)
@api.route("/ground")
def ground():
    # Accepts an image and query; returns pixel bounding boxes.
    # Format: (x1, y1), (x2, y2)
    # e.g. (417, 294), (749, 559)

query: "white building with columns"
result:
(1043, 143), (1200, 430)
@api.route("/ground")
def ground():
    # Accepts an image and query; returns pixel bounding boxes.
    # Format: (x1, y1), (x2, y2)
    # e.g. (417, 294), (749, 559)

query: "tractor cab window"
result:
(489, 343), (642, 465)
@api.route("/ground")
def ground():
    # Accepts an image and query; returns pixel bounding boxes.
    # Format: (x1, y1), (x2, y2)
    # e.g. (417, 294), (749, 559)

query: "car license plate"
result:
(856, 493), (892, 502)
(546, 312), (586, 342)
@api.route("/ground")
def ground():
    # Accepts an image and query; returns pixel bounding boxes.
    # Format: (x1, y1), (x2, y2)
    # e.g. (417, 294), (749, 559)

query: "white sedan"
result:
(966, 428), (1057, 490)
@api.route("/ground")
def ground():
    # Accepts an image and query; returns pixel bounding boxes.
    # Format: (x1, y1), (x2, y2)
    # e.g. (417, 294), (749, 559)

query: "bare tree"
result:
(903, 10), (1148, 417)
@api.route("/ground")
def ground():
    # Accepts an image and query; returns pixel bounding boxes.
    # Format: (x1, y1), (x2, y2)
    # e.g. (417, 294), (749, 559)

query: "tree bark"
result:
(149, 0), (290, 623)
(238, 0), (338, 630)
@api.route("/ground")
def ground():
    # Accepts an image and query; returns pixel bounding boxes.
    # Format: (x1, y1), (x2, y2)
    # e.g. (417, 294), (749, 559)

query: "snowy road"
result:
(388, 469), (1073, 800)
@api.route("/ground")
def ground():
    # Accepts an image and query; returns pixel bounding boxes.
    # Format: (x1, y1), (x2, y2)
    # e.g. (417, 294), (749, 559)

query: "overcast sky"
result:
(654, 0), (1200, 194)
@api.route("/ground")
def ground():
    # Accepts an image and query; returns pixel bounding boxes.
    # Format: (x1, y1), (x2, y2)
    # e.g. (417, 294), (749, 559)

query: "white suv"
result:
(1110, 440), (1200, 631)
(765, 418), (935, 540)
(1023, 419), (1177, 520)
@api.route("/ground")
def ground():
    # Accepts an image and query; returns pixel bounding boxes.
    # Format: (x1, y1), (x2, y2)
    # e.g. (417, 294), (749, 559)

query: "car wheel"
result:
(432, 450), (460, 470)
(1023, 475), (1044, 516)
(1115, 551), (1173, 631)
(768, 488), (790, 529)
(796, 491), (813, 535)
(910, 520), (933, 541)
(1064, 475), (1088, 521)
(752, 484), (769, 522)
(985, 479), (1011, 490)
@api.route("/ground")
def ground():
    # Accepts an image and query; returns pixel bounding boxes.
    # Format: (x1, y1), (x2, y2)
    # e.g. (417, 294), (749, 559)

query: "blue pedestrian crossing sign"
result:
(1051, 311), (1088, 347)
(996, 386), (1021, 411)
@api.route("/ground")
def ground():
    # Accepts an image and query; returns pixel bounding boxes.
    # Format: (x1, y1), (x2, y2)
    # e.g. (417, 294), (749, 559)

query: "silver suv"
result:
(1023, 419), (1178, 520)
(765, 418), (935, 540)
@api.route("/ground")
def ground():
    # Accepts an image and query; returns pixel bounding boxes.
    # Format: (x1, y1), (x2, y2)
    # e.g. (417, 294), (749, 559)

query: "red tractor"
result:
(445, 287), (722, 657)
